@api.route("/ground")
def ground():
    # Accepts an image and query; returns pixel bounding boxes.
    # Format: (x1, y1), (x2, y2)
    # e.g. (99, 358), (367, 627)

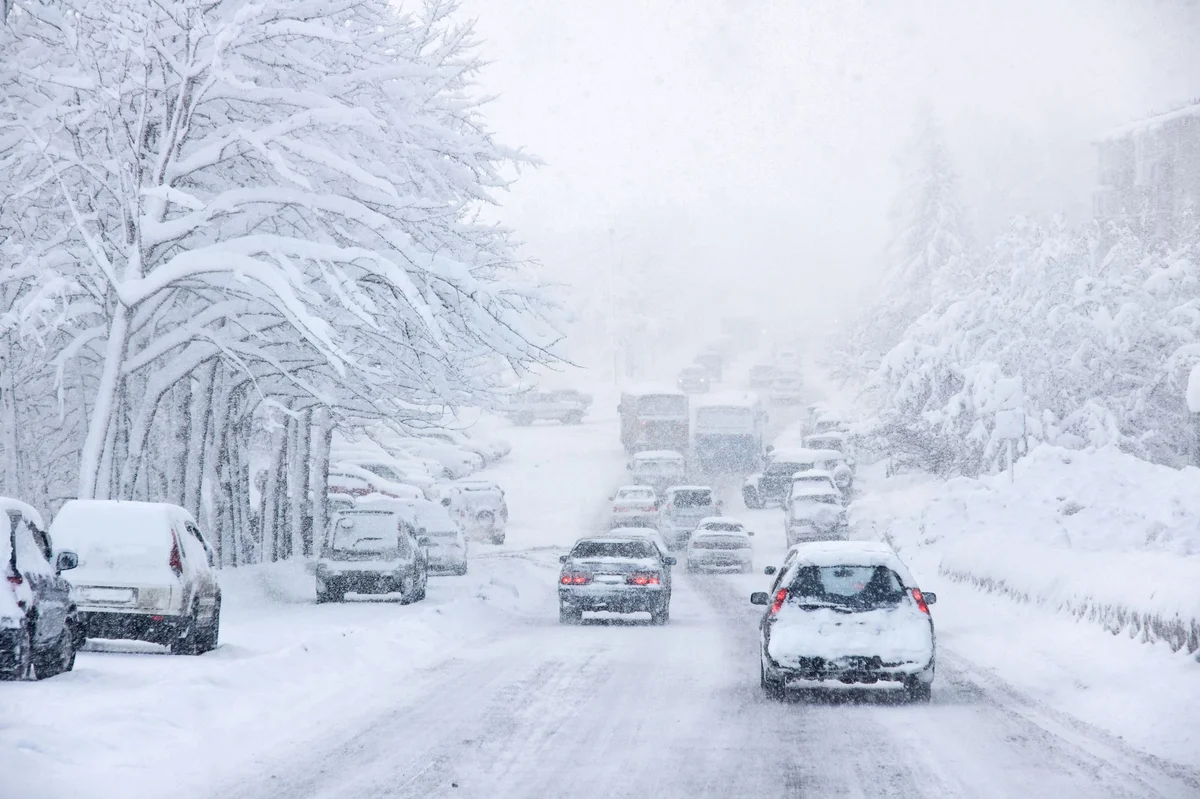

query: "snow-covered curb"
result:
(855, 445), (1200, 658)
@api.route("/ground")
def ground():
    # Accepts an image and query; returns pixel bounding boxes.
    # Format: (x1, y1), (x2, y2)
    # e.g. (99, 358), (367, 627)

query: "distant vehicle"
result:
(658, 485), (721, 550)
(677, 365), (711, 394)
(743, 447), (845, 509)
(315, 508), (429, 603)
(506, 389), (588, 426)
(384, 497), (467, 576)
(748, 364), (776, 388)
(419, 430), (509, 465)
(785, 483), (848, 546)
(692, 392), (766, 473)
(770, 371), (804, 404)
(609, 486), (659, 528)
(618, 387), (689, 454)
(686, 517), (754, 573)
(787, 470), (843, 505)
(335, 456), (436, 492)
(440, 481), (508, 544)
(558, 536), (676, 625)
(329, 466), (424, 500)
(752, 541), (937, 702)
(628, 450), (688, 495)
(695, 350), (723, 382)
(51, 500), (221, 656)
(391, 438), (482, 479)
(2, 498), (79, 680)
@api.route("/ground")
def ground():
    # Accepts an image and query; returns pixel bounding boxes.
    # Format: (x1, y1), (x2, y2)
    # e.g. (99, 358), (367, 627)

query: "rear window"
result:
(331, 512), (400, 554)
(766, 462), (804, 476)
(671, 490), (713, 508)
(787, 565), (906, 609)
(617, 489), (655, 501)
(700, 521), (743, 532)
(635, 395), (687, 416)
(571, 540), (657, 559)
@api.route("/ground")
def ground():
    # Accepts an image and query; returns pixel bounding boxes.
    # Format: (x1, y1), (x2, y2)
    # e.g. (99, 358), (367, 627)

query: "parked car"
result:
(330, 465), (424, 500)
(315, 507), (429, 603)
(787, 470), (844, 505)
(609, 486), (659, 528)
(441, 481), (508, 544)
(658, 485), (721, 550)
(748, 364), (776, 388)
(390, 497), (468, 575)
(2, 498), (79, 680)
(50, 500), (221, 656)
(420, 429), (509, 465)
(785, 484), (849, 546)
(335, 455), (437, 492)
(686, 517), (754, 573)
(752, 541), (937, 702)
(677, 365), (710, 394)
(558, 535), (676, 625)
(628, 450), (688, 496)
(505, 389), (588, 426)
(390, 438), (482, 479)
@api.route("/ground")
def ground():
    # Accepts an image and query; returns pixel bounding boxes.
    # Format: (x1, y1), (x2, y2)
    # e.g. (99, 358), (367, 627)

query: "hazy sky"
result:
(461, 0), (1200, 359)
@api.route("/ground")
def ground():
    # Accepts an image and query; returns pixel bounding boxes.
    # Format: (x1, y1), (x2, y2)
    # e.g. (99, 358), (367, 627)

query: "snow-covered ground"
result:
(4, 382), (1200, 798)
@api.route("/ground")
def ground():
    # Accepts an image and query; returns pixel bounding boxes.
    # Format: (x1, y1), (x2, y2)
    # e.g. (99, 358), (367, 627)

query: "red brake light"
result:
(627, 573), (660, 586)
(769, 588), (788, 616)
(6, 573), (22, 587)
(911, 588), (930, 614)
(560, 572), (591, 585)
(169, 535), (183, 576)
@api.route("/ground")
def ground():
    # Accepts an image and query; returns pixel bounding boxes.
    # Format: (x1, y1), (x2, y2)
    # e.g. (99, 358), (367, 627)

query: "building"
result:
(1094, 99), (1200, 235)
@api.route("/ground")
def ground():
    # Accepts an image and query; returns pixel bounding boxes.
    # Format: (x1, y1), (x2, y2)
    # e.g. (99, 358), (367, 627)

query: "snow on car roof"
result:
(633, 450), (685, 461)
(785, 541), (916, 584)
(616, 485), (656, 494)
(697, 516), (744, 527)
(665, 485), (714, 492)
(0, 496), (45, 530)
(791, 469), (835, 480)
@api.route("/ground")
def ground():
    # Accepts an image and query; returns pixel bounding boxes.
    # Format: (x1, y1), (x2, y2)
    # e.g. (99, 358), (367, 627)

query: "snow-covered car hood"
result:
(768, 604), (933, 667)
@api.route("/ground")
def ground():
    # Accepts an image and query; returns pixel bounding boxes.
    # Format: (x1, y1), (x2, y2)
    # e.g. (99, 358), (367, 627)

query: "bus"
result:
(618, 386), (689, 454)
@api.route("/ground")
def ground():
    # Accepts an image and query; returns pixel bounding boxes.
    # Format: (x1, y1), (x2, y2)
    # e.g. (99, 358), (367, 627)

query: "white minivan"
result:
(50, 501), (221, 655)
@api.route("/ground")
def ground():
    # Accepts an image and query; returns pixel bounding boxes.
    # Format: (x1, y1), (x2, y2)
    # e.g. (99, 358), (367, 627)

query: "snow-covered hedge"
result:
(856, 445), (1200, 657)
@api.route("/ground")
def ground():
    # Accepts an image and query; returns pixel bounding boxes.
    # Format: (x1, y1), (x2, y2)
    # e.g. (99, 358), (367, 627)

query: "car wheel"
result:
(170, 606), (202, 656)
(490, 534), (505, 545)
(760, 659), (785, 700)
(561, 411), (584, 425)
(414, 570), (428, 602)
(0, 625), (34, 681)
(743, 488), (762, 510)
(559, 604), (582, 625)
(650, 604), (670, 626)
(904, 677), (932, 704)
(199, 600), (221, 653)
(34, 624), (76, 679)
(455, 562), (469, 576)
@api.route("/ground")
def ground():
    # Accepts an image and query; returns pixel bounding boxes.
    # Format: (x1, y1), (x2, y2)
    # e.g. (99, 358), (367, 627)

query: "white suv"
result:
(51, 501), (221, 655)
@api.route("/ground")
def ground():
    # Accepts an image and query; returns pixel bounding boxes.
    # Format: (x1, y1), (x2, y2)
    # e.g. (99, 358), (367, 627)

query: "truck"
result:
(692, 392), (766, 474)
(618, 386), (689, 454)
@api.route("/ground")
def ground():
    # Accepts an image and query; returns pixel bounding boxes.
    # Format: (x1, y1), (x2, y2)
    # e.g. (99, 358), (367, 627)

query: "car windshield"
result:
(636, 395), (686, 415)
(330, 512), (400, 555)
(701, 522), (743, 532)
(766, 462), (804, 476)
(787, 565), (906, 609)
(570, 540), (657, 559)
(670, 490), (713, 508)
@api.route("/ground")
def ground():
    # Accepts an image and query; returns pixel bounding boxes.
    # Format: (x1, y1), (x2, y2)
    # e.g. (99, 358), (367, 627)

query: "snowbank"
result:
(855, 445), (1200, 657)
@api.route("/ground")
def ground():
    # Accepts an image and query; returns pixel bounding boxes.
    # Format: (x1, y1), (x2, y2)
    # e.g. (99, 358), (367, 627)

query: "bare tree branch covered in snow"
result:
(0, 0), (560, 561)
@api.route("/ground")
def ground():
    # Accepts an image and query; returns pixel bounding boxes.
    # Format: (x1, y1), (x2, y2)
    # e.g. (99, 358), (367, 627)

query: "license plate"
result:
(84, 587), (136, 604)
(594, 574), (624, 584)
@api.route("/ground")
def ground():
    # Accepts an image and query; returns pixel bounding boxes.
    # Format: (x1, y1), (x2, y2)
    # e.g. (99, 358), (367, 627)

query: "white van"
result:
(50, 501), (221, 655)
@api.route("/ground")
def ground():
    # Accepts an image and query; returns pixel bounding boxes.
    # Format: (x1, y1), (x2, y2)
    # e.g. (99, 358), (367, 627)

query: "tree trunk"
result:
(79, 304), (130, 499)
(310, 409), (333, 558)
(1, 338), (20, 498)
(288, 409), (312, 559)
(168, 378), (192, 507)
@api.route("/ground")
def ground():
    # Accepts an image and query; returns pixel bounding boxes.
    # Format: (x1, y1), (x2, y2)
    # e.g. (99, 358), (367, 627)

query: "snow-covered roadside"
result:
(851, 445), (1200, 768)
(0, 390), (626, 799)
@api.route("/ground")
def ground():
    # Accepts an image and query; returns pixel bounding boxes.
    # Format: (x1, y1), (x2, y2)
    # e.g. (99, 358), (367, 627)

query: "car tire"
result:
(198, 600), (221, 653)
(490, 534), (505, 545)
(559, 604), (582, 625)
(34, 624), (76, 679)
(743, 488), (762, 510)
(760, 659), (785, 700)
(0, 625), (34, 681)
(414, 570), (428, 602)
(650, 602), (670, 625)
(316, 583), (344, 603)
(904, 677), (932, 704)
(170, 606), (202, 656)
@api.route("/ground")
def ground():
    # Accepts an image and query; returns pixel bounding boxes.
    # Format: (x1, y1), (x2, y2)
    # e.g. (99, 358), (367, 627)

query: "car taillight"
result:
(169, 535), (183, 576)
(627, 573), (660, 586)
(769, 588), (788, 616)
(560, 572), (591, 585)
(6, 573), (22, 587)
(911, 588), (930, 614)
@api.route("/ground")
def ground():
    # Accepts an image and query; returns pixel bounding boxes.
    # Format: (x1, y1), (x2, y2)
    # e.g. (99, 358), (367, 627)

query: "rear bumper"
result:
(765, 649), (934, 685)
(559, 585), (666, 613)
(427, 554), (467, 573)
(687, 552), (752, 570)
(610, 512), (657, 527)
(78, 611), (185, 646)
(318, 570), (409, 594)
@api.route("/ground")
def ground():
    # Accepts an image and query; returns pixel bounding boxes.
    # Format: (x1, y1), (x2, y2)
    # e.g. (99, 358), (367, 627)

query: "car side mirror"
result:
(923, 592), (937, 605)
(747, 531), (755, 537)
(664, 557), (677, 566)
(763, 566), (777, 575)
(559, 554), (569, 563)
(55, 550), (79, 573)
(750, 591), (769, 606)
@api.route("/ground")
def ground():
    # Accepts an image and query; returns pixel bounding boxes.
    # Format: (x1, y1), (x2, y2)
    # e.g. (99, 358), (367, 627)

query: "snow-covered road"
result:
(6, 400), (1199, 798)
